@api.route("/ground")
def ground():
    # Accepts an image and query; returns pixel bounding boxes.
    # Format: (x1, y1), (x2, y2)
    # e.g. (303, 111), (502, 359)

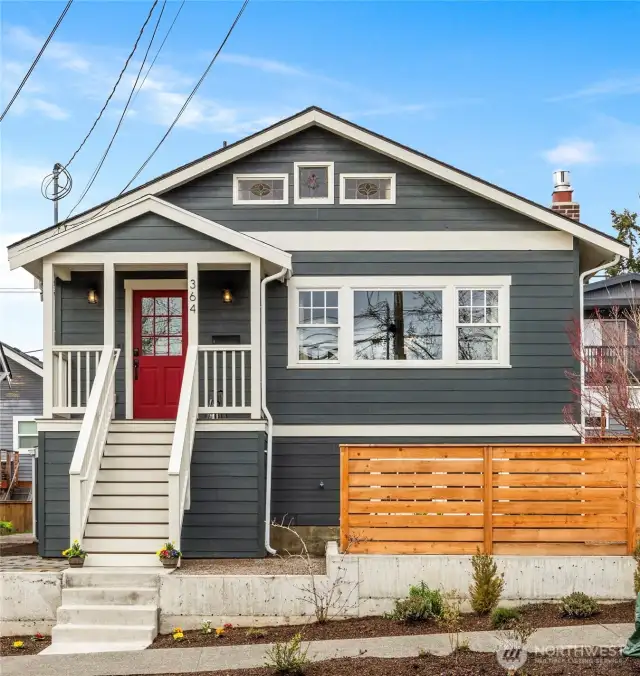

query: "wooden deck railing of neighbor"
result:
(340, 444), (638, 556)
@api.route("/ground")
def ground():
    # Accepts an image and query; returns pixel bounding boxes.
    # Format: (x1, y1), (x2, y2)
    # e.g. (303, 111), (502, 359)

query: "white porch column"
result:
(250, 258), (261, 419)
(103, 261), (115, 345)
(42, 260), (54, 417)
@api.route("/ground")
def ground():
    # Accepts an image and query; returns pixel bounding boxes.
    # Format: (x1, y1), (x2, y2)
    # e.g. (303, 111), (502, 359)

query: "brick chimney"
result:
(551, 170), (580, 221)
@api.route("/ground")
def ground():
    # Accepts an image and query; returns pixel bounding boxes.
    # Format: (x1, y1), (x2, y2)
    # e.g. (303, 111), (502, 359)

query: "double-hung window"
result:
(13, 417), (38, 452)
(289, 276), (510, 368)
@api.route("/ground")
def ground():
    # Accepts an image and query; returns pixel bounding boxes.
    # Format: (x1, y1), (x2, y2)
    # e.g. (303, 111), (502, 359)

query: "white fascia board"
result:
(4, 347), (43, 377)
(8, 108), (625, 262)
(9, 196), (292, 271)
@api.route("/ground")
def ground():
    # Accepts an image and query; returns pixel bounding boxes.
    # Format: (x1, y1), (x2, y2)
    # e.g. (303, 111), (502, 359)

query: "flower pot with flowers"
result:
(62, 540), (87, 567)
(157, 542), (182, 568)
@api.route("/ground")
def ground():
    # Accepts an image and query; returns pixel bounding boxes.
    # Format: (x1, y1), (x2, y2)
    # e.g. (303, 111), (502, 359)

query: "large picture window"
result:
(288, 276), (510, 368)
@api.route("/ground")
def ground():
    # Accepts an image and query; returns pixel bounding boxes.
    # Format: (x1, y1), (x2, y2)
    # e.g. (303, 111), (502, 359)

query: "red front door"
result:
(133, 290), (188, 419)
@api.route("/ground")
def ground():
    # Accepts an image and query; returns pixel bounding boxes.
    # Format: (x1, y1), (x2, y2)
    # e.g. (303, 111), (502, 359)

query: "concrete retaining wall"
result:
(1, 548), (636, 636)
(0, 572), (63, 635)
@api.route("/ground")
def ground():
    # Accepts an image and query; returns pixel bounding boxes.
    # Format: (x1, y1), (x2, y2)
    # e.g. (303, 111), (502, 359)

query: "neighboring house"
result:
(6, 106), (627, 565)
(0, 342), (43, 495)
(583, 273), (640, 436)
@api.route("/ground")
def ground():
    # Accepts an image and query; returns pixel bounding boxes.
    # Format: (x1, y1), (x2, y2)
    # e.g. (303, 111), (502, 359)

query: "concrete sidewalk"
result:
(1, 622), (634, 676)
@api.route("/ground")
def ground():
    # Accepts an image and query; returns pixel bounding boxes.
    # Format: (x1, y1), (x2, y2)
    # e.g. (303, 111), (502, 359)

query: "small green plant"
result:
(385, 582), (443, 622)
(264, 633), (309, 674)
(201, 620), (212, 635)
(246, 627), (267, 639)
(0, 520), (15, 535)
(633, 542), (640, 594)
(437, 590), (464, 653)
(469, 550), (504, 615)
(61, 540), (87, 559)
(560, 592), (600, 618)
(491, 606), (521, 629)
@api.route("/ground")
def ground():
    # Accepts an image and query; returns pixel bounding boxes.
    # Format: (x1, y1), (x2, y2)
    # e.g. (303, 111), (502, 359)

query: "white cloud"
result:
(2, 159), (51, 191)
(548, 75), (640, 102)
(6, 25), (90, 72)
(219, 53), (308, 77)
(11, 97), (69, 120)
(542, 139), (598, 165)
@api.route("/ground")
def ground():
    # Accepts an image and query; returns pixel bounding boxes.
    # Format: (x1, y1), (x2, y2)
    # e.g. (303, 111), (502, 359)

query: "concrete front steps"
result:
(42, 569), (162, 655)
(84, 420), (174, 567)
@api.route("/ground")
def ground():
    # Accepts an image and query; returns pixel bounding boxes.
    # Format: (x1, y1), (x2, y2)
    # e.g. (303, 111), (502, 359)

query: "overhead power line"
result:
(63, 0), (159, 170)
(0, 0), (74, 123)
(64, 0), (167, 220)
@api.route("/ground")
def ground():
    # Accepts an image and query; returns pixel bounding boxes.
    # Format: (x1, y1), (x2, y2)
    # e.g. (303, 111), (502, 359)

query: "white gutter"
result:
(261, 266), (289, 555)
(579, 254), (621, 441)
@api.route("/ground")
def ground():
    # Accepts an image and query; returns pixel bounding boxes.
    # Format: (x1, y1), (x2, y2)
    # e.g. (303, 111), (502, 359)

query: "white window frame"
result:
(13, 416), (38, 453)
(339, 173), (396, 205)
(232, 173), (289, 205)
(293, 162), (334, 205)
(288, 275), (511, 369)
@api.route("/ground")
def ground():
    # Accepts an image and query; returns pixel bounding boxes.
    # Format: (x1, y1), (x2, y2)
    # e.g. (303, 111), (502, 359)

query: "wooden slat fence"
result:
(340, 444), (637, 556)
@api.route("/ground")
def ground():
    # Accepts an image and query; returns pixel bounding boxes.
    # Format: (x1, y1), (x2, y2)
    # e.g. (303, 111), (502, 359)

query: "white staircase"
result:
(43, 569), (161, 654)
(83, 421), (174, 567)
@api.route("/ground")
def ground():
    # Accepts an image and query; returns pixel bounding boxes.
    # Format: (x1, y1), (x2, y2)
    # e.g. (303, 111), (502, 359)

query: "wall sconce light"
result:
(87, 287), (99, 304)
(222, 288), (233, 304)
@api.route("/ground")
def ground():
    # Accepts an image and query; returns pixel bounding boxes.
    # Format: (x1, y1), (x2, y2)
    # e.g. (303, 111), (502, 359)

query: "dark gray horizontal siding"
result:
(272, 436), (580, 526)
(181, 431), (265, 557)
(65, 213), (238, 252)
(266, 249), (579, 425)
(163, 127), (551, 233)
(58, 272), (104, 345)
(38, 431), (77, 556)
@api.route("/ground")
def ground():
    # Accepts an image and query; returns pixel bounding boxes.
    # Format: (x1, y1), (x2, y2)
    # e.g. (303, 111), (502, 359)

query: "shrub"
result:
(560, 592), (600, 618)
(0, 520), (15, 535)
(491, 606), (521, 629)
(246, 627), (267, 639)
(437, 590), (464, 653)
(469, 551), (504, 615)
(264, 633), (309, 674)
(386, 582), (443, 622)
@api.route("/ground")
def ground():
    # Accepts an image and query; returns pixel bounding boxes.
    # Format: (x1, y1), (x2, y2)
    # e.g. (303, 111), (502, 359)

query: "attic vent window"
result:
(294, 162), (334, 205)
(340, 173), (396, 204)
(233, 174), (288, 205)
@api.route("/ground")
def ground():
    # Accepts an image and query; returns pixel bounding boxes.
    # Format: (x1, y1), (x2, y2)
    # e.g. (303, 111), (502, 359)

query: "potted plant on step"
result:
(157, 542), (182, 569)
(62, 540), (88, 567)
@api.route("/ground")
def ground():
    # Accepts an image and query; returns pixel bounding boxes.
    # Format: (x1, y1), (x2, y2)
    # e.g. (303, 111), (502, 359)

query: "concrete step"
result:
(57, 604), (158, 627)
(83, 538), (166, 554)
(101, 455), (170, 469)
(85, 523), (168, 538)
(89, 495), (168, 510)
(51, 623), (156, 645)
(97, 469), (168, 483)
(92, 482), (168, 496)
(61, 586), (158, 606)
(104, 444), (171, 457)
(64, 569), (162, 588)
(83, 553), (162, 567)
(88, 509), (169, 523)
(107, 432), (174, 445)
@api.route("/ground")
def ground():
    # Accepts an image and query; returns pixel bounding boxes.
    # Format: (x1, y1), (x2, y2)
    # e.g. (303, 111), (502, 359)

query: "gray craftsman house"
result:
(6, 107), (627, 565)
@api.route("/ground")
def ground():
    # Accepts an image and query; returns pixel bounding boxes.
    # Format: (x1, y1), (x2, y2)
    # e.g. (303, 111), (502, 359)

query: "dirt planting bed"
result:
(176, 557), (325, 576)
(151, 601), (634, 649)
(0, 634), (51, 656)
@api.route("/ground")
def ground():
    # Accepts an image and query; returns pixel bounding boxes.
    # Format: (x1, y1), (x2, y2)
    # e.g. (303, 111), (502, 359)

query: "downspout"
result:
(579, 254), (621, 441)
(261, 266), (288, 555)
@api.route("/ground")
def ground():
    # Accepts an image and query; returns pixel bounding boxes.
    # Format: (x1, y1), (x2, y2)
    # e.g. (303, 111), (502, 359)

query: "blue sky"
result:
(1, 0), (639, 347)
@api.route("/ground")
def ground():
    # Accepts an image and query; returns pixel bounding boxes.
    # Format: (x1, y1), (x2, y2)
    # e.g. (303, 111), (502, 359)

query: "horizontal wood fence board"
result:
(349, 487), (485, 500)
(492, 514), (626, 528)
(492, 487), (626, 500)
(347, 447), (484, 459)
(351, 527), (483, 542)
(350, 541), (483, 555)
(350, 473), (484, 487)
(492, 473), (628, 488)
(349, 500), (483, 514)
(491, 447), (629, 459)
(493, 528), (626, 543)
(491, 460), (628, 473)
(493, 500), (627, 514)
(349, 459), (483, 473)
(350, 514), (485, 528)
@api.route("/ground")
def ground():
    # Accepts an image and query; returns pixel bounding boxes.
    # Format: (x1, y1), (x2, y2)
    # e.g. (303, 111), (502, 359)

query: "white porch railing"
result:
(168, 345), (199, 549)
(53, 346), (102, 414)
(199, 345), (251, 415)
(69, 346), (120, 543)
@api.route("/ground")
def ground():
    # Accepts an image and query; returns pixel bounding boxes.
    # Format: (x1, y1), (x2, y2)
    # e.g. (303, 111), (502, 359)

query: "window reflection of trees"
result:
(354, 290), (443, 360)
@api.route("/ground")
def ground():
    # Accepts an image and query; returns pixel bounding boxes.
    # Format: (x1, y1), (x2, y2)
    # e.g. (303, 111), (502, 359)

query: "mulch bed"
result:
(152, 651), (640, 675)
(0, 634), (51, 656)
(151, 601), (634, 649)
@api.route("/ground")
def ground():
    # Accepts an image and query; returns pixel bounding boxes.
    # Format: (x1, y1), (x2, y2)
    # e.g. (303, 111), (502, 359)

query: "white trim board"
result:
(9, 195), (292, 271)
(242, 230), (574, 251)
(272, 424), (576, 437)
(124, 278), (188, 419)
(8, 108), (626, 265)
(3, 345), (44, 377)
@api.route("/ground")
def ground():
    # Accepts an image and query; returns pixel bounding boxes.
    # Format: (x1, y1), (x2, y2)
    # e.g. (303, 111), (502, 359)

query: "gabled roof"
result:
(9, 196), (292, 271)
(7, 106), (627, 270)
(0, 343), (43, 377)
(0, 343), (12, 386)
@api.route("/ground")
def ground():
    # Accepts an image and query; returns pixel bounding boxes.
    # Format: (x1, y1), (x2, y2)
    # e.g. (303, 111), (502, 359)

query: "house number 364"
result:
(189, 279), (197, 312)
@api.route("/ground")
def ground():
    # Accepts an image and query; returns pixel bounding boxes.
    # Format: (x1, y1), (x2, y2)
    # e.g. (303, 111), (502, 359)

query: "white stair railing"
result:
(52, 346), (102, 414)
(199, 345), (251, 415)
(168, 345), (198, 550)
(69, 346), (120, 543)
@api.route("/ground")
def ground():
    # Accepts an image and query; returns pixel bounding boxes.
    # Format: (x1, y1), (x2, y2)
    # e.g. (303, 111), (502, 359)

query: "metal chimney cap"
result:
(553, 170), (572, 191)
